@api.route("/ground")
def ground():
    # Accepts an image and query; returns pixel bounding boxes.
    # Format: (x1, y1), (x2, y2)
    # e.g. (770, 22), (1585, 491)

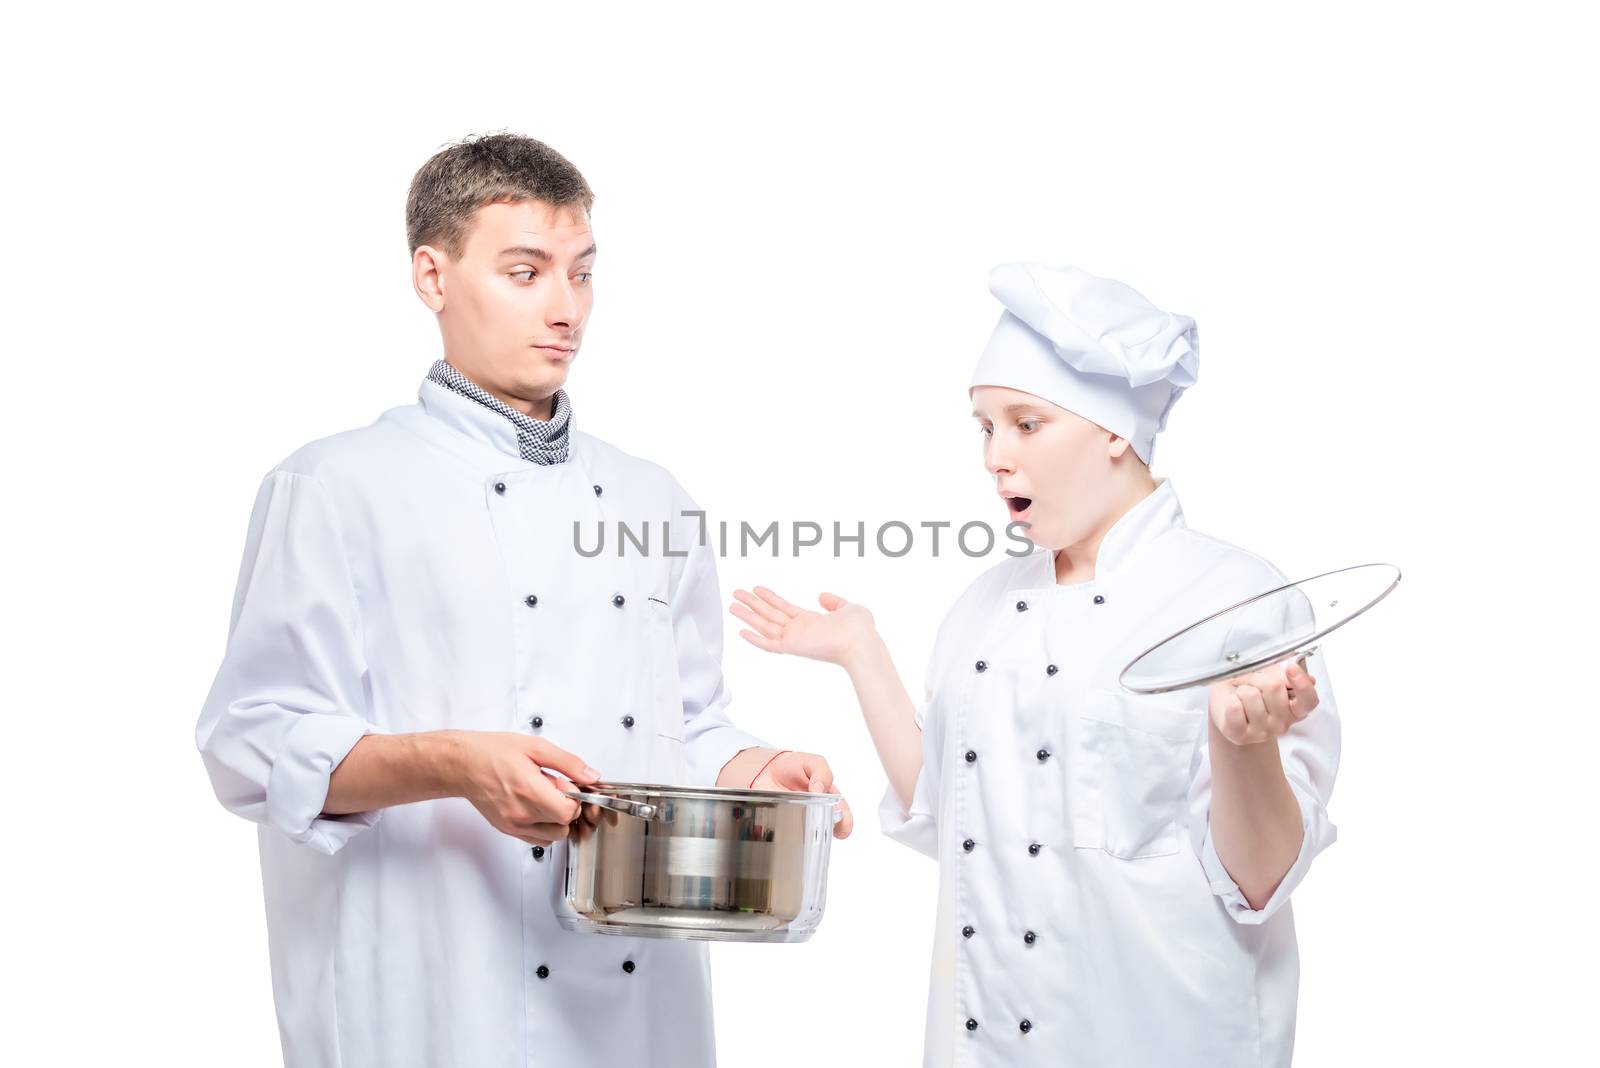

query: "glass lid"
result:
(1118, 562), (1401, 694)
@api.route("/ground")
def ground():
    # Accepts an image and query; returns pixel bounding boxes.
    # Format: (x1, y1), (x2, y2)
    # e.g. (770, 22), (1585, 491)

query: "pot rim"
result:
(588, 780), (843, 806)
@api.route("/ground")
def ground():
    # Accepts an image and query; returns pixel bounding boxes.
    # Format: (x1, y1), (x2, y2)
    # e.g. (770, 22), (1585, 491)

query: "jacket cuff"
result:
(1198, 784), (1337, 925)
(264, 712), (383, 855)
(878, 779), (938, 860)
(683, 726), (770, 788)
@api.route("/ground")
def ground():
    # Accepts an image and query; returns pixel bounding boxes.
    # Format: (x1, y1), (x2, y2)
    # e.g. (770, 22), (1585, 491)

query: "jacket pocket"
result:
(1071, 688), (1203, 859)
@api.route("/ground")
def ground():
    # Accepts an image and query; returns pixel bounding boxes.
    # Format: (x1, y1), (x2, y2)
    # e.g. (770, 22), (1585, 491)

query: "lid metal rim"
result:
(1118, 561), (1402, 694)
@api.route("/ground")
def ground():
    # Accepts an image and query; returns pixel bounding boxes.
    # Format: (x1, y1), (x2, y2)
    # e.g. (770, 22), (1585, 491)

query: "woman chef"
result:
(729, 262), (1341, 1067)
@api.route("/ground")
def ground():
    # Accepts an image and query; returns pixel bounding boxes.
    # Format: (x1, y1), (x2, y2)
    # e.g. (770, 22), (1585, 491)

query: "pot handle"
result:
(542, 769), (658, 821)
(567, 788), (659, 821)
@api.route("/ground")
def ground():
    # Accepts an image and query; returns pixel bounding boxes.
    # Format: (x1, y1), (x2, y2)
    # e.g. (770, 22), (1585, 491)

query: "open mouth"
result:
(1006, 496), (1033, 519)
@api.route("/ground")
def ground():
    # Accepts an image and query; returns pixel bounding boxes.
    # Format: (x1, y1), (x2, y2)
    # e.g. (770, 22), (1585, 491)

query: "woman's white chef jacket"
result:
(196, 377), (766, 1068)
(880, 479), (1341, 1067)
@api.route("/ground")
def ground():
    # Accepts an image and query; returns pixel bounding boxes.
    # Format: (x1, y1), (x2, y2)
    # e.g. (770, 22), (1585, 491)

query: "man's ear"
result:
(412, 246), (448, 312)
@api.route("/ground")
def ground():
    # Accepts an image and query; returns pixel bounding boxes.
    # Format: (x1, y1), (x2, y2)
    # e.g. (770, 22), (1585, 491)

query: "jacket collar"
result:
(1085, 477), (1185, 576)
(417, 376), (524, 462)
(1017, 477), (1185, 589)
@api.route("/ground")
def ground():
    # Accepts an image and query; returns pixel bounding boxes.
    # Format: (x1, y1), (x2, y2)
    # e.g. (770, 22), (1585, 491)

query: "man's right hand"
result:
(449, 732), (601, 847)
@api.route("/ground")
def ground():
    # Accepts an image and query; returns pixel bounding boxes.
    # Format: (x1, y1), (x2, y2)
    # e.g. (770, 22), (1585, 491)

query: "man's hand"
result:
(718, 747), (855, 839)
(451, 733), (601, 847)
(1209, 657), (1320, 747)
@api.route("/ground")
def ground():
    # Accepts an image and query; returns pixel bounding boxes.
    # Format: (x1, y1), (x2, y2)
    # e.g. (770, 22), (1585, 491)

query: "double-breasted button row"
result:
(959, 839), (1046, 857)
(535, 960), (637, 979)
(959, 925), (1037, 946)
(529, 713), (635, 731)
(974, 658), (1066, 675)
(522, 593), (643, 608)
(964, 1018), (1035, 1034)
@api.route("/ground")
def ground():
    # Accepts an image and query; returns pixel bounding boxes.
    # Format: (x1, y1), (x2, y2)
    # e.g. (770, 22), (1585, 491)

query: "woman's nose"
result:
(984, 437), (1014, 476)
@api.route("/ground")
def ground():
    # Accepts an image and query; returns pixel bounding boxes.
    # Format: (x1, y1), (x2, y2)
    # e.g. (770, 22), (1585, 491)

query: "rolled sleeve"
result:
(196, 470), (382, 855)
(1197, 780), (1337, 924)
(668, 514), (768, 786)
(264, 711), (384, 854)
(878, 764), (939, 860)
(1188, 646), (1342, 924)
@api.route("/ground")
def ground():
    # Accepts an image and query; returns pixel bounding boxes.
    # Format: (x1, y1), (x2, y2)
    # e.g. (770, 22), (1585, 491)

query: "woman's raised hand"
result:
(729, 587), (877, 668)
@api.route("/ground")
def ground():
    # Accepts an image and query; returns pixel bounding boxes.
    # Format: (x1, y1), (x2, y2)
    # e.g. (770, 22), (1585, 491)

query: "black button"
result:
(1027, 843), (1042, 856)
(962, 838), (975, 853)
(1093, 594), (1105, 605)
(531, 716), (544, 729)
(494, 482), (507, 495)
(974, 660), (987, 673)
(593, 484), (603, 497)
(535, 964), (549, 979)
(622, 715), (635, 729)
(622, 960), (636, 974)
(962, 925), (975, 939)
(1015, 600), (1028, 612)
(964, 750), (977, 764)
(524, 594), (538, 607)
(1019, 1019), (1033, 1034)
(1036, 748), (1051, 762)
(612, 594), (626, 607)
(1023, 930), (1037, 945)
(531, 845), (545, 860)
(965, 1018), (979, 1032)
(1046, 663), (1058, 676)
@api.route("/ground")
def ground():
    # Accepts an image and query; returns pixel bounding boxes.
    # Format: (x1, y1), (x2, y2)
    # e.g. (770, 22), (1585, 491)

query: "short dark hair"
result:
(405, 132), (595, 258)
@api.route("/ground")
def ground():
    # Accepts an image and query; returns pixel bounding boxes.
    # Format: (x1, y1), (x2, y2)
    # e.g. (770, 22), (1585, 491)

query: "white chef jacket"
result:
(880, 479), (1340, 1067)
(196, 375), (766, 1068)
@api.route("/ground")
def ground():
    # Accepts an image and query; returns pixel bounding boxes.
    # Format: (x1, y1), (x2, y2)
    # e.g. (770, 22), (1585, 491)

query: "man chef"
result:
(729, 263), (1341, 1066)
(195, 132), (852, 1068)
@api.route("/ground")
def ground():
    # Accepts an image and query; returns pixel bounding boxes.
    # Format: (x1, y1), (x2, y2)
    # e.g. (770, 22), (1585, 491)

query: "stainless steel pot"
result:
(555, 781), (841, 943)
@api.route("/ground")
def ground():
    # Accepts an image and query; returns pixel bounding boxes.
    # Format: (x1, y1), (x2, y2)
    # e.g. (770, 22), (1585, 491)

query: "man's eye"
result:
(979, 425), (993, 437)
(512, 270), (536, 282)
(575, 272), (593, 284)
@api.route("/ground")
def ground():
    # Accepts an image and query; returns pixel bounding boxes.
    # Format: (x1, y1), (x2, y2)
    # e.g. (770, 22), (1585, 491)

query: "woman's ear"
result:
(1107, 433), (1133, 460)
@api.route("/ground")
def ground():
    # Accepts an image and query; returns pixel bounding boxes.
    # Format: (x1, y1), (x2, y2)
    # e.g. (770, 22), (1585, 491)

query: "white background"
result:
(4, 2), (1597, 1064)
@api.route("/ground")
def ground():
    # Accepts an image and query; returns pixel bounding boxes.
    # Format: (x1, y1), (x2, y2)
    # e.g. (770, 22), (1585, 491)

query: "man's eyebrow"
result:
(498, 244), (598, 261)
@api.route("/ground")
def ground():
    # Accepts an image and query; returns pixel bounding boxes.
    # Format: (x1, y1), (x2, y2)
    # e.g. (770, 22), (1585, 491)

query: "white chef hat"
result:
(969, 262), (1199, 465)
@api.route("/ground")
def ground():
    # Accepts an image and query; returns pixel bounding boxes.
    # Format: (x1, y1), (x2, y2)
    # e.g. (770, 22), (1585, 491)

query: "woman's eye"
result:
(979, 425), (993, 437)
(1019, 420), (1037, 433)
(575, 272), (593, 284)
(512, 270), (536, 282)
